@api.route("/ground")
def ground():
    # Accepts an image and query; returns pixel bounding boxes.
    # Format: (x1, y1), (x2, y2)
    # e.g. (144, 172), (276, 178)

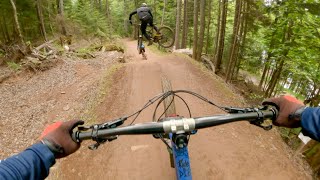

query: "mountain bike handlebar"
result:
(72, 108), (277, 142)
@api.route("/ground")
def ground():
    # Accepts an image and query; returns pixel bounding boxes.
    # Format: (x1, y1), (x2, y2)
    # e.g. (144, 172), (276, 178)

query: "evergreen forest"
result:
(0, 0), (319, 177)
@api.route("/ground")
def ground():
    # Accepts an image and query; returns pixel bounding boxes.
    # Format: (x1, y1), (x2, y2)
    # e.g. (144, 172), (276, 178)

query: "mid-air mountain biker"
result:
(0, 95), (320, 179)
(129, 3), (159, 46)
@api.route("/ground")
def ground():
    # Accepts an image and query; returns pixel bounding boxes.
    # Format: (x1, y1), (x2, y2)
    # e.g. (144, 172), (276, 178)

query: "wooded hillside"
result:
(0, 0), (319, 177)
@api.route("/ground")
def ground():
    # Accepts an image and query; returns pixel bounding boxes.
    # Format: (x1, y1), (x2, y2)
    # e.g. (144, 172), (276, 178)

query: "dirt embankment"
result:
(0, 49), (123, 158)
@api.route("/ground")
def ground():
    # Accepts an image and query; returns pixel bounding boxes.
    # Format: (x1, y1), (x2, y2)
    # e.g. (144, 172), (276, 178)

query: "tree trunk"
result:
(205, 0), (212, 54)
(259, 59), (270, 89)
(1, 16), (11, 43)
(106, 0), (112, 34)
(260, 52), (276, 91)
(192, 0), (199, 59)
(311, 90), (320, 107)
(264, 67), (273, 91)
(57, 0), (67, 35)
(196, 0), (206, 61)
(214, 0), (227, 74)
(234, 0), (247, 77)
(36, 0), (48, 41)
(174, 0), (182, 49)
(0, 23), (6, 43)
(289, 78), (297, 91)
(265, 19), (293, 97)
(123, 0), (128, 36)
(293, 79), (302, 93)
(181, 0), (188, 49)
(47, 2), (55, 35)
(98, 0), (102, 11)
(213, 0), (221, 63)
(265, 59), (284, 97)
(153, 0), (157, 20)
(226, 0), (242, 82)
(132, 0), (139, 39)
(10, 0), (25, 45)
(161, 0), (167, 26)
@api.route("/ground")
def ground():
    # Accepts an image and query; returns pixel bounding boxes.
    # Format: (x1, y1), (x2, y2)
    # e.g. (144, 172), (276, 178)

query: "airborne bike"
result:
(134, 24), (175, 60)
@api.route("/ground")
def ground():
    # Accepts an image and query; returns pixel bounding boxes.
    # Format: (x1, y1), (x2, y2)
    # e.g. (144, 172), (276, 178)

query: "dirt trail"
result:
(58, 39), (311, 179)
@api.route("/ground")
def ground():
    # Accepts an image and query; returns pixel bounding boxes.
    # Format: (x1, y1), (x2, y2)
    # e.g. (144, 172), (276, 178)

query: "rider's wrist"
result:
(41, 138), (64, 157)
(289, 106), (307, 123)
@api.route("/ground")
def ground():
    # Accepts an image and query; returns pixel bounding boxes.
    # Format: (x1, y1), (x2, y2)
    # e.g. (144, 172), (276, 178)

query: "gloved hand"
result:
(40, 120), (84, 159)
(262, 95), (305, 128)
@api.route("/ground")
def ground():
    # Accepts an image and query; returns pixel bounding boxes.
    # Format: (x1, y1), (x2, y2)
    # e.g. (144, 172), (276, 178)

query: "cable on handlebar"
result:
(151, 91), (192, 122)
(156, 92), (192, 122)
(152, 90), (229, 121)
(74, 89), (276, 150)
(121, 90), (238, 126)
(153, 92), (176, 121)
(127, 93), (167, 125)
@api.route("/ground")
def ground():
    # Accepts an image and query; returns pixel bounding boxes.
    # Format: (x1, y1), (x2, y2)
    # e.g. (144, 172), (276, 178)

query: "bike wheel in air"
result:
(158, 26), (175, 48)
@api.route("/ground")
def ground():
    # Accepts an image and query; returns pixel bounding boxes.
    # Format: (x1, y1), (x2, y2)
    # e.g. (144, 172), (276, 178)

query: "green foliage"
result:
(235, 0), (320, 100)
(66, 1), (110, 37)
(305, 143), (320, 158)
(6, 61), (21, 71)
(1, 0), (319, 176)
(248, 93), (264, 101)
(0, 49), (4, 57)
(1, 0), (318, 100)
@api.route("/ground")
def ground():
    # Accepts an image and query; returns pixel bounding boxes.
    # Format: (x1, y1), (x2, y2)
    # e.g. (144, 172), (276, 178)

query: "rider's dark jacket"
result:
(129, 7), (153, 21)
(0, 108), (320, 179)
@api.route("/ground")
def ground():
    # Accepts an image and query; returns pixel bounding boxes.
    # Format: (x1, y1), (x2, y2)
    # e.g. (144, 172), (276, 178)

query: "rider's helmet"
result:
(141, 3), (147, 7)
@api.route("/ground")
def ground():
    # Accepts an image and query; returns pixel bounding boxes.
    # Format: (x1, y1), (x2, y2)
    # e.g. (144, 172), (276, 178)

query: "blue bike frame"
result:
(170, 134), (192, 180)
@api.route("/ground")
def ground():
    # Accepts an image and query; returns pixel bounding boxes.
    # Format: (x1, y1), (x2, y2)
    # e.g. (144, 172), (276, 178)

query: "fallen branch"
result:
(87, 52), (95, 58)
(35, 38), (58, 51)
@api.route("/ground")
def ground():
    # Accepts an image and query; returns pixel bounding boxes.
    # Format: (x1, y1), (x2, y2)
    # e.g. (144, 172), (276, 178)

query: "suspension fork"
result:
(170, 133), (192, 180)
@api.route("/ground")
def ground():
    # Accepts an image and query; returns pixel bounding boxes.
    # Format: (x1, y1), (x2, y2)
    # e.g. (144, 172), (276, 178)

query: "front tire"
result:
(161, 76), (176, 168)
(161, 76), (176, 116)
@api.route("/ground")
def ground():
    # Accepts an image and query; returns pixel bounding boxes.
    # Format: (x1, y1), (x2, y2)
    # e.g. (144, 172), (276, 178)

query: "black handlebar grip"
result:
(270, 106), (279, 121)
(71, 131), (80, 143)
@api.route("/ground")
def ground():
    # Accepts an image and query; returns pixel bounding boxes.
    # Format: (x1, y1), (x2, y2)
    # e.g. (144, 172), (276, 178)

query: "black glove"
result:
(40, 120), (84, 158)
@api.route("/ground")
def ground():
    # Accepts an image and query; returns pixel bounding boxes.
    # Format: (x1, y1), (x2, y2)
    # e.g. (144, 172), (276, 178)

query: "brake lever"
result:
(88, 141), (106, 150)
(94, 116), (127, 129)
(76, 117), (127, 150)
(223, 107), (259, 113)
(224, 106), (274, 131)
(250, 121), (272, 130)
(249, 107), (273, 131)
(77, 117), (127, 131)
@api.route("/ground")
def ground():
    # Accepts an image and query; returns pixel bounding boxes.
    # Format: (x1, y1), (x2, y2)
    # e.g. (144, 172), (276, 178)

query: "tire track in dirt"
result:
(57, 39), (311, 180)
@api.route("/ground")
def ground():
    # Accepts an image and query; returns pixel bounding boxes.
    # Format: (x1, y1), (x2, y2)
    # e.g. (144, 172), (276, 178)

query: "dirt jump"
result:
(48, 39), (311, 180)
